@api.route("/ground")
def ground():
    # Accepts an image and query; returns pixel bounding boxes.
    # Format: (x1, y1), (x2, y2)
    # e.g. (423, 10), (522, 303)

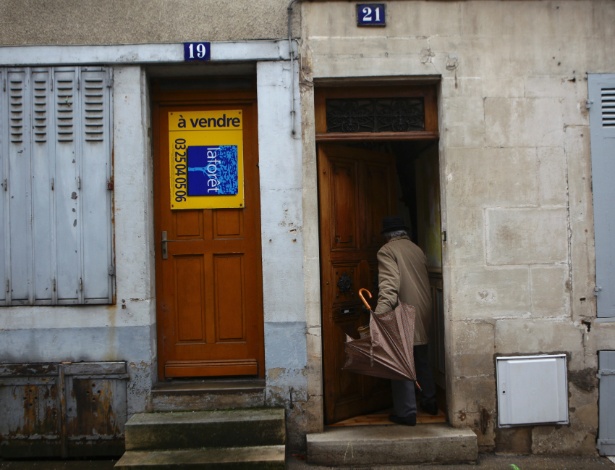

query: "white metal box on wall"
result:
(496, 354), (568, 427)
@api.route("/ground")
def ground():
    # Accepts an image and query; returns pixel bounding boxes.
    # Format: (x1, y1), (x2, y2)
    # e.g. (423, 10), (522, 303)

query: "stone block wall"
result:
(302, 0), (615, 454)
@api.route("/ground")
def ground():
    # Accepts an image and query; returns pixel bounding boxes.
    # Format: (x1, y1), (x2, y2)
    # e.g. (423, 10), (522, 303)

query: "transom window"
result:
(326, 97), (425, 133)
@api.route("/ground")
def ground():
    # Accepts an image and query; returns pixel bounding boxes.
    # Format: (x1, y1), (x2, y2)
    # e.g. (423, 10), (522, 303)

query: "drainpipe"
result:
(288, 0), (301, 137)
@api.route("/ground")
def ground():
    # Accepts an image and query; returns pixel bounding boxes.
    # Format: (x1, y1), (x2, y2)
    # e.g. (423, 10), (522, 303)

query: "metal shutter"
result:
(589, 74), (615, 318)
(0, 67), (114, 305)
(598, 351), (615, 455)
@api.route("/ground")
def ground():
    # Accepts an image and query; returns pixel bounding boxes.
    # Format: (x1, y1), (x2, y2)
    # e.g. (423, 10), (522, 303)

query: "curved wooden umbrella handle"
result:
(358, 288), (373, 310)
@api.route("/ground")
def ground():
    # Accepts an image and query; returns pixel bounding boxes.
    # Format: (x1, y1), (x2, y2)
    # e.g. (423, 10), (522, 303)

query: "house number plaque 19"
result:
(183, 42), (211, 61)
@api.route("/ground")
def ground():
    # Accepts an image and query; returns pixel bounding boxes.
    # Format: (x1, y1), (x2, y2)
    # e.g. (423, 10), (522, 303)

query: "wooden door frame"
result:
(315, 82), (441, 421)
(151, 79), (265, 381)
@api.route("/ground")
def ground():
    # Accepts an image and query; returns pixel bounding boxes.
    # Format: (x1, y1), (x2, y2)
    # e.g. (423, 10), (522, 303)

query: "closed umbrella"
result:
(343, 288), (420, 387)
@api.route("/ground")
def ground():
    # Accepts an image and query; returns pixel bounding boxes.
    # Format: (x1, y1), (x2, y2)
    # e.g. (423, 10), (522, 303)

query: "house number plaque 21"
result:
(357, 4), (386, 26)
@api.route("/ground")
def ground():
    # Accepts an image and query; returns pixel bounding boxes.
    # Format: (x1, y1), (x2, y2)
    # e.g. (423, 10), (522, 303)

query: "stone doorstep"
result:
(306, 423), (478, 467)
(150, 379), (266, 412)
(124, 408), (286, 451)
(151, 379), (266, 394)
(114, 445), (286, 469)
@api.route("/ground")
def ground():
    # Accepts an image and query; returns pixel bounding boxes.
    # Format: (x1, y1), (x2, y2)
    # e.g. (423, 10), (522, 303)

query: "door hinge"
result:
(108, 265), (116, 277)
(2, 179), (7, 191)
(595, 286), (602, 295)
(597, 369), (615, 379)
(79, 278), (83, 292)
(107, 177), (114, 191)
(586, 100), (593, 110)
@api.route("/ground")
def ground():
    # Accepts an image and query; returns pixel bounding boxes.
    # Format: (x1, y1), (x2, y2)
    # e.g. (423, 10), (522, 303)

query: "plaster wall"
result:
(301, 0), (615, 454)
(0, 0), (293, 46)
(257, 60), (313, 448)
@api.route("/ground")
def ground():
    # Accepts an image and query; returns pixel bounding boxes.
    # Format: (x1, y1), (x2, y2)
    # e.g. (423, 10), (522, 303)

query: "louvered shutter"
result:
(598, 350), (615, 455)
(0, 67), (114, 306)
(589, 74), (615, 318)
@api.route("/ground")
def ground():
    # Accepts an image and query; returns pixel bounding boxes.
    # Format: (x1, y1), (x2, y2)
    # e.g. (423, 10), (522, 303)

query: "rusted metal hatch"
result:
(0, 361), (128, 458)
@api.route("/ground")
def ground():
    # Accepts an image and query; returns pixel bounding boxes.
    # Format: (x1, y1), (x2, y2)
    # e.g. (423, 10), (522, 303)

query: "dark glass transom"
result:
(326, 98), (425, 133)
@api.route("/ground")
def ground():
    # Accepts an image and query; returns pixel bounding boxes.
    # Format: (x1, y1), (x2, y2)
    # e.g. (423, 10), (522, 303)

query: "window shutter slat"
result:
(0, 68), (7, 304)
(80, 69), (113, 302)
(53, 69), (81, 302)
(31, 68), (55, 302)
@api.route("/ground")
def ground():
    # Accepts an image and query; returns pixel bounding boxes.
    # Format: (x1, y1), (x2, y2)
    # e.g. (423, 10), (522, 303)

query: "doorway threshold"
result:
(153, 378), (265, 393)
(328, 408), (446, 427)
(307, 423), (477, 466)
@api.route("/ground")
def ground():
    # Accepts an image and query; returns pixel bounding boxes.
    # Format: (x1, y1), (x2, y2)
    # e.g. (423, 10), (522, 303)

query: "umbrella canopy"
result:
(343, 288), (419, 384)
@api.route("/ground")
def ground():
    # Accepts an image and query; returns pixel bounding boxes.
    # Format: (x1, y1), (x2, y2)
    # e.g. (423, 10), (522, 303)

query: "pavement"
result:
(0, 455), (614, 469)
(288, 453), (615, 469)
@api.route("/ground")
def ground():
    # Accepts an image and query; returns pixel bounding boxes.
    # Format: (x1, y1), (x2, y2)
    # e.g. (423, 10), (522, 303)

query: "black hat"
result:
(381, 216), (408, 234)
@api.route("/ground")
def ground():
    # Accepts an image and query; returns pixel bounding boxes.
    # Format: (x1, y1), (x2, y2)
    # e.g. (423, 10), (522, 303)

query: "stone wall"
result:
(301, 0), (615, 454)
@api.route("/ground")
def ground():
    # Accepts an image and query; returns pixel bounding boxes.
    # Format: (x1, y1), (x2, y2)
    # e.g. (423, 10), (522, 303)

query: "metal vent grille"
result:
(83, 75), (105, 142)
(56, 75), (74, 142)
(32, 71), (49, 143)
(9, 73), (24, 144)
(603, 88), (615, 128)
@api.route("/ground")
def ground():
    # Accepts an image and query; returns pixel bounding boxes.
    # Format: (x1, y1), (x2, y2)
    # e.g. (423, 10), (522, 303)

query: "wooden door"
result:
(153, 88), (264, 380)
(318, 143), (398, 423)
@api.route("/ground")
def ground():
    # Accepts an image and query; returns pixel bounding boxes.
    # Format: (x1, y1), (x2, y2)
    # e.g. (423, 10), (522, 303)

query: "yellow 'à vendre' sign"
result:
(168, 110), (244, 210)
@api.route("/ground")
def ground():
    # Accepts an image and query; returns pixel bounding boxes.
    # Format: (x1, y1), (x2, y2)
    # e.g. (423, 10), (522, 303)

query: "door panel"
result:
(318, 143), (398, 423)
(153, 89), (264, 380)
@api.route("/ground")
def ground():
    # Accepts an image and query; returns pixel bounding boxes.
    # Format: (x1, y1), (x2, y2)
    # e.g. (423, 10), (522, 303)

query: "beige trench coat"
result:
(374, 234), (432, 346)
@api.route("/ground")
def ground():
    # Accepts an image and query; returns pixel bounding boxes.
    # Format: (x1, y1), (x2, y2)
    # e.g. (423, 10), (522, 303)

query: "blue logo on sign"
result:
(187, 146), (238, 196)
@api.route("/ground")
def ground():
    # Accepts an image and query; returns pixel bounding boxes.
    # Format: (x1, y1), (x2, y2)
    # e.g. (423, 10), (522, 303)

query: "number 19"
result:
(187, 43), (208, 59)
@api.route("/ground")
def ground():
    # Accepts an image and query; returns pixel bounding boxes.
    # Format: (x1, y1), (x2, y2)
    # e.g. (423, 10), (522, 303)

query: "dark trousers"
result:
(391, 344), (436, 418)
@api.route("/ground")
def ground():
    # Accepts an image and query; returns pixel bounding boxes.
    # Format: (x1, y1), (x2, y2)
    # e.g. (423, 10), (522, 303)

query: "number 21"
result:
(362, 6), (382, 22)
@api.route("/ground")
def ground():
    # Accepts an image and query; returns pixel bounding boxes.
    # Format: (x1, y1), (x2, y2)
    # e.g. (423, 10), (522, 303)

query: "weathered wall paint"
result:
(257, 59), (310, 449)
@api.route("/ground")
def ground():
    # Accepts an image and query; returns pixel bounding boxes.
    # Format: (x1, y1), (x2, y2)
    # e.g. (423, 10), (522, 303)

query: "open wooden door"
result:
(153, 86), (264, 380)
(318, 143), (399, 424)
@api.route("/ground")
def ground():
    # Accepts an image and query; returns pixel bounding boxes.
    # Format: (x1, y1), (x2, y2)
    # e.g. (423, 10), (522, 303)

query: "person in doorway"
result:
(374, 216), (438, 426)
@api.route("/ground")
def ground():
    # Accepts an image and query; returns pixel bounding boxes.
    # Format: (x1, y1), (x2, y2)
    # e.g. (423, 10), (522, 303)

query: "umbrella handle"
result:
(358, 288), (373, 310)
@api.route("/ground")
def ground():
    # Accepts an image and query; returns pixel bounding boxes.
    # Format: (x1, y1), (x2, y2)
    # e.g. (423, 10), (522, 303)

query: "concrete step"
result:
(125, 408), (285, 451)
(114, 445), (285, 469)
(306, 423), (478, 467)
(151, 379), (266, 412)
